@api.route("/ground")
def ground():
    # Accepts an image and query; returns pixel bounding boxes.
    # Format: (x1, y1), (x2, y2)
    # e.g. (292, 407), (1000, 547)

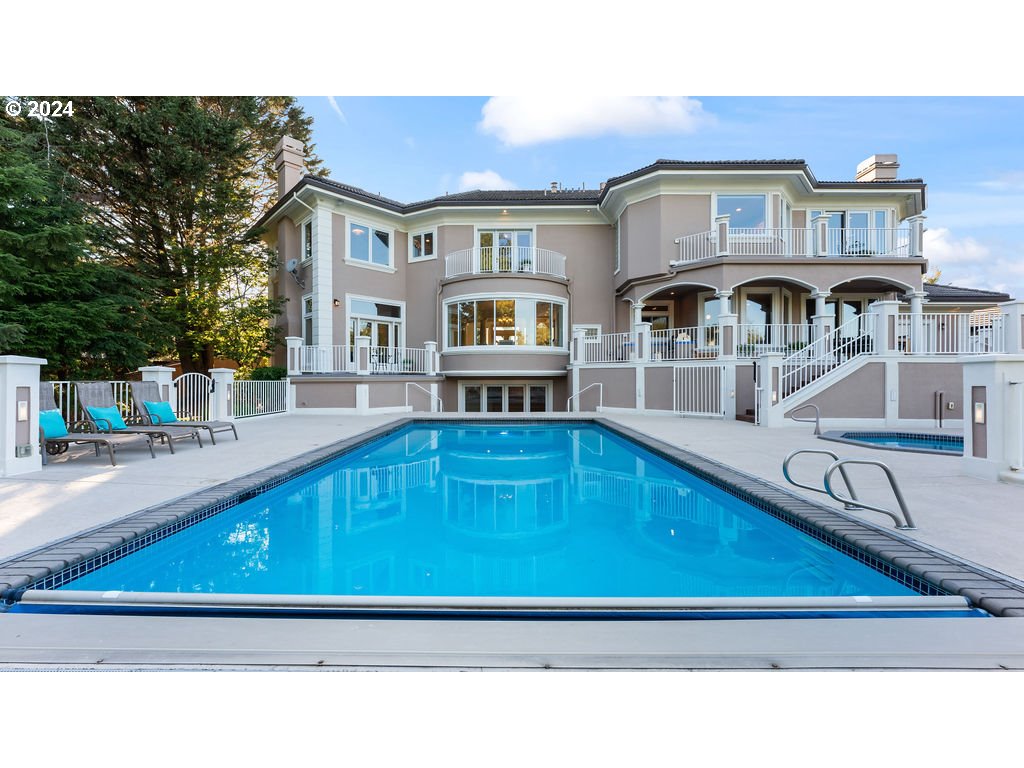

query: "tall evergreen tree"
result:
(0, 110), (155, 378)
(47, 97), (324, 374)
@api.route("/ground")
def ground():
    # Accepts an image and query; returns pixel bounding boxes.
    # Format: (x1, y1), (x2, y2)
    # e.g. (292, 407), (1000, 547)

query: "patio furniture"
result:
(38, 383), (155, 466)
(74, 381), (203, 453)
(129, 380), (238, 444)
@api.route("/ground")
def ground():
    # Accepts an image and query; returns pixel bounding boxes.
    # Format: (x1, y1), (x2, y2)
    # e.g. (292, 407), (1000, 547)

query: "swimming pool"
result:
(821, 430), (963, 455)
(4, 419), (1001, 618)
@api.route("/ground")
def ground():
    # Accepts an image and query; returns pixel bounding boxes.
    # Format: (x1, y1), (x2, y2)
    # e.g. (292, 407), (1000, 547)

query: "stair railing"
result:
(780, 314), (873, 402)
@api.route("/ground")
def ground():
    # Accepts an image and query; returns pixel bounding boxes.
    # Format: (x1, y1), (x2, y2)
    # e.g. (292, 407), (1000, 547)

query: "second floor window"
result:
(302, 220), (313, 262)
(411, 230), (434, 260)
(350, 222), (391, 267)
(717, 194), (766, 230)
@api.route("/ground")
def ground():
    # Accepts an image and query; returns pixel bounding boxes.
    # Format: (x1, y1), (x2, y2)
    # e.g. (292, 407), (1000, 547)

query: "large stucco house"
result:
(257, 138), (1018, 431)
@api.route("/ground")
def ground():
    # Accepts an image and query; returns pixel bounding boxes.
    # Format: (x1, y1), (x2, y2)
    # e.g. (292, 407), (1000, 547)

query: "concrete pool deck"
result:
(1, 412), (1023, 669)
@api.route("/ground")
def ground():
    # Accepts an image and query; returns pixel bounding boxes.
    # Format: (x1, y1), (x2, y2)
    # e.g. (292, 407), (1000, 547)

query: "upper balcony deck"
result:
(445, 246), (567, 280)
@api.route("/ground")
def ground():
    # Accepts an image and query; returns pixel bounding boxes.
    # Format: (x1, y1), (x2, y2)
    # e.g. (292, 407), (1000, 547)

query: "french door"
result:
(461, 381), (551, 413)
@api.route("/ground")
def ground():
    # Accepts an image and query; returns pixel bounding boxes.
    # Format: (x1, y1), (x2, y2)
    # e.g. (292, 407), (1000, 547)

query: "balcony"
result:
(672, 215), (924, 265)
(445, 246), (567, 280)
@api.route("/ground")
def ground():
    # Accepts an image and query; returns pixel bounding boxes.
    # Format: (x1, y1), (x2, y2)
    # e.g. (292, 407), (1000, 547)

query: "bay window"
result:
(445, 297), (566, 350)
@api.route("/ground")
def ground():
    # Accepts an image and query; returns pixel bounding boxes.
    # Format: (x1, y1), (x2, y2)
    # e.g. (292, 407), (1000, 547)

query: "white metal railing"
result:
(649, 326), (719, 360)
(299, 344), (353, 373)
(673, 363), (725, 417)
(405, 381), (443, 412)
(735, 324), (813, 358)
(582, 331), (636, 363)
(232, 380), (288, 418)
(824, 227), (910, 258)
(567, 382), (603, 412)
(894, 312), (1006, 355)
(728, 228), (812, 257)
(174, 372), (212, 421)
(671, 226), (913, 263)
(780, 314), (874, 402)
(673, 230), (716, 263)
(371, 346), (430, 374)
(49, 380), (132, 423)
(444, 246), (567, 279)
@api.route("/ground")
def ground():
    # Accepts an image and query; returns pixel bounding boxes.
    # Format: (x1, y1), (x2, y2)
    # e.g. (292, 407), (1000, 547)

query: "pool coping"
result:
(819, 429), (964, 456)
(2, 416), (1023, 617)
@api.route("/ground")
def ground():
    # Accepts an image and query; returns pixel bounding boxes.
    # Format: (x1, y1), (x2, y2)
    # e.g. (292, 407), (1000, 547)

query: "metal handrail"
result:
(788, 403), (822, 435)
(567, 382), (603, 412)
(824, 459), (916, 530)
(405, 381), (443, 413)
(782, 449), (862, 510)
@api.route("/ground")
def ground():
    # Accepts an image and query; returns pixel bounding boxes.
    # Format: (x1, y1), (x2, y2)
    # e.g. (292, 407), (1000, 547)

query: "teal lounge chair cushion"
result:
(145, 400), (177, 424)
(87, 405), (128, 431)
(39, 409), (69, 439)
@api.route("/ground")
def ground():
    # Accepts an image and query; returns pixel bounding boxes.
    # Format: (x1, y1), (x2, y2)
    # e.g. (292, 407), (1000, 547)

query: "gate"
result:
(174, 372), (212, 421)
(672, 364), (725, 417)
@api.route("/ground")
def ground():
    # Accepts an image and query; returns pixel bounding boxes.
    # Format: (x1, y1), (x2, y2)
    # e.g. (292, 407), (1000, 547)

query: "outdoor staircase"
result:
(779, 315), (874, 405)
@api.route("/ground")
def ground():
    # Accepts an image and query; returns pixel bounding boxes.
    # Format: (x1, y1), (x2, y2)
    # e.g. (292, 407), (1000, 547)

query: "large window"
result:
(410, 230), (435, 261)
(445, 297), (566, 349)
(348, 297), (403, 350)
(349, 221), (392, 267)
(810, 209), (892, 255)
(301, 219), (313, 263)
(717, 194), (767, 230)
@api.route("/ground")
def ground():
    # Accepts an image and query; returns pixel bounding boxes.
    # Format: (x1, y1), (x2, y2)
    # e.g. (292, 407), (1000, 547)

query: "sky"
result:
(298, 96), (1024, 301)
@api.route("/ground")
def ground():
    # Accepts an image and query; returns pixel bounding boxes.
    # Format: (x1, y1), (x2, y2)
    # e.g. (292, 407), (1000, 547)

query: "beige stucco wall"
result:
(293, 379), (357, 408)
(898, 362), (964, 419)
(368, 381), (408, 408)
(580, 367), (636, 409)
(736, 362), (756, 417)
(644, 366), (674, 410)
(539, 223), (616, 333)
(440, 275), (570, 302)
(785, 362), (885, 418)
(441, 351), (569, 374)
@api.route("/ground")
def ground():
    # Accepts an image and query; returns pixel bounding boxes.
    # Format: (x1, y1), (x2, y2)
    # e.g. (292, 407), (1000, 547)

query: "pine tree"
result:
(46, 97), (325, 374)
(0, 110), (155, 378)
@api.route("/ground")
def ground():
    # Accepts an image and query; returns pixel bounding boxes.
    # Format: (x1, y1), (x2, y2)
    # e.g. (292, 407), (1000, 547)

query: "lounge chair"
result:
(129, 380), (238, 444)
(74, 381), (203, 453)
(37, 383), (155, 466)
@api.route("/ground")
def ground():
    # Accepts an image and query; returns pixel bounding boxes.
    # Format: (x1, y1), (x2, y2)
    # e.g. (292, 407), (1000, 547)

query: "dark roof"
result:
(923, 283), (1012, 303)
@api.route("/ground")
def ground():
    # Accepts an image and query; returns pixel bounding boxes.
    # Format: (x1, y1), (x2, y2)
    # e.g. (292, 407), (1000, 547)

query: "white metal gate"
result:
(174, 372), (212, 421)
(672, 364), (725, 417)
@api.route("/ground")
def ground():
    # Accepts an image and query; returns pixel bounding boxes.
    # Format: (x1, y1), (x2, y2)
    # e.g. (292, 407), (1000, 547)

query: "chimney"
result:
(855, 154), (899, 182)
(599, 181), (607, 192)
(550, 181), (559, 192)
(274, 135), (306, 199)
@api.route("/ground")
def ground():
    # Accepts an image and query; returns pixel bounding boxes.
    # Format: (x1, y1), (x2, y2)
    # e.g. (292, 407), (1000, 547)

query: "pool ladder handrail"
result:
(405, 381), (443, 413)
(782, 449), (916, 530)
(567, 382), (603, 412)
(788, 403), (821, 435)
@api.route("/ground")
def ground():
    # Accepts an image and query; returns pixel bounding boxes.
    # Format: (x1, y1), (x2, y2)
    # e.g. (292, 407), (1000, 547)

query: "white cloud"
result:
(979, 171), (1024, 191)
(924, 227), (990, 265)
(924, 227), (1024, 298)
(457, 170), (517, 192)
(479, 96), (712, 147)
(327, 96), (346, 124)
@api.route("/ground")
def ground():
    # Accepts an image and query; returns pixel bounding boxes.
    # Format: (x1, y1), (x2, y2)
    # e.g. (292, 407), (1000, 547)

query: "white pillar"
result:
(355, 335), (370, 375)
(0, 356), (46, 476)
(139, 365), (176, 412)
(961, 355), (1024, 483)
(631, 301), (645, 328)
(907, 290), (926, 354)
(715, 214), (730, 257)
(571, 328), (586, 365)
(424, 341), (437, 375)
(907, 215), (926, 257)
(285, 336), (303, 376)
(756, 352), (786, 427)
(1000, 300), (1024, 354)
(635, 321), (651, 362)
(811, 290), (832, 343)
(871, 300), (902, 355)
(715, 290), (736, 360)
(812, 213), (831, 257)
(312, 203), (334, 348)
(208, 368), (236, 421)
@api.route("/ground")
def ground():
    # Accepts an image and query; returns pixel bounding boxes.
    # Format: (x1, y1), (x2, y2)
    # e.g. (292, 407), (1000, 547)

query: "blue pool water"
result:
(841, 432), (963, 454)
(58, 424), (916, 599)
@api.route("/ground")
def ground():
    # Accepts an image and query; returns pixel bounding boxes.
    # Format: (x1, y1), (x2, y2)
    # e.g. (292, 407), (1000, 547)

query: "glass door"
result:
(461, 382), (551, 413)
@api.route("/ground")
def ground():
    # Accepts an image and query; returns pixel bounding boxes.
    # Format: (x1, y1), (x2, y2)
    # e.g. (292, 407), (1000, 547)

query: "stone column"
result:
(961, 355), (1024, 483)
(812, 213), (831, 257)
(870, 300), (902, 355)
(424, 341), (437, 375)
(755, 352), (786, 428)
(312, 202), (333, 348)
(0, 356), (46, 476)
(715, 214), (730, 257)
(635, 321), (651, 362)
(715, 289), (736, 359)
(907, 215), (926, 257)
(208, 368), (236, 421)
(811, 290), (832, 344)
(355, 335), (370, 375)
(999, 299), (1024, 354)
(285, 336), (303, 376)
(571, 328), (587, 365)
(907, 290), (926, 354)
(138, 366), (177, 412)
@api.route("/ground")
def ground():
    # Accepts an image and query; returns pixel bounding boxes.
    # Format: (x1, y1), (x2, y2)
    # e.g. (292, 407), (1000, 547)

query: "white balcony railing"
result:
(672, 226), (914, 264)
(893, 313), (1006, 355)
(735, 324), (813, 357)
(300, 345), (354, 373)
(649, 326), (720, 360)
(369, 346), (430, 374)
(582, 331), (637, 363)
(445, 246), (567, 279)
(296, 344), (434, 374)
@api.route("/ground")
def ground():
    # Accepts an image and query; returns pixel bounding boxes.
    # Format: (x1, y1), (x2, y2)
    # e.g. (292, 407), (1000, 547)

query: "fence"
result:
(735, 324), (812, 358)
(582, 331), (636, 363)
(649, 326), (719, 360)
(48, 380), (133, 423)
(894, 312), (1006, 355)
(233, 380), (288, 419)
(673, 363), (725, 417)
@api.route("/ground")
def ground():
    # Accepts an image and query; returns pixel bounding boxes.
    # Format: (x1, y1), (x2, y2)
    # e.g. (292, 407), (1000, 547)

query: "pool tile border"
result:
(2, 416), (1023, 617)
(819, 430), (963, 456)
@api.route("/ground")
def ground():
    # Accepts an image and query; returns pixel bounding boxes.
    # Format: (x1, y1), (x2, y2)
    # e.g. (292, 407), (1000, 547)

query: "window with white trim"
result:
(445, 297), (566, 350)
(302, 293), (314, 345)
(573, 324), (601, 342)
(410, 230), (435, 261)
(614, 221), (621, 273)
(717, 194), (767, 230)
(301, 219), (313, 263)
(349, 221), (392, 267)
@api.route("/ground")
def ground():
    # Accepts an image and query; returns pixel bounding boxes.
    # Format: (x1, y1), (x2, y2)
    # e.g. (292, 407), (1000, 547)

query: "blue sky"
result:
(298, 96), (1024, 301)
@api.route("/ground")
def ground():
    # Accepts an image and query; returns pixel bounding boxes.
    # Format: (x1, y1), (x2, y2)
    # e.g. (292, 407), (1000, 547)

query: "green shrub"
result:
(248, 366), (287, 381)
